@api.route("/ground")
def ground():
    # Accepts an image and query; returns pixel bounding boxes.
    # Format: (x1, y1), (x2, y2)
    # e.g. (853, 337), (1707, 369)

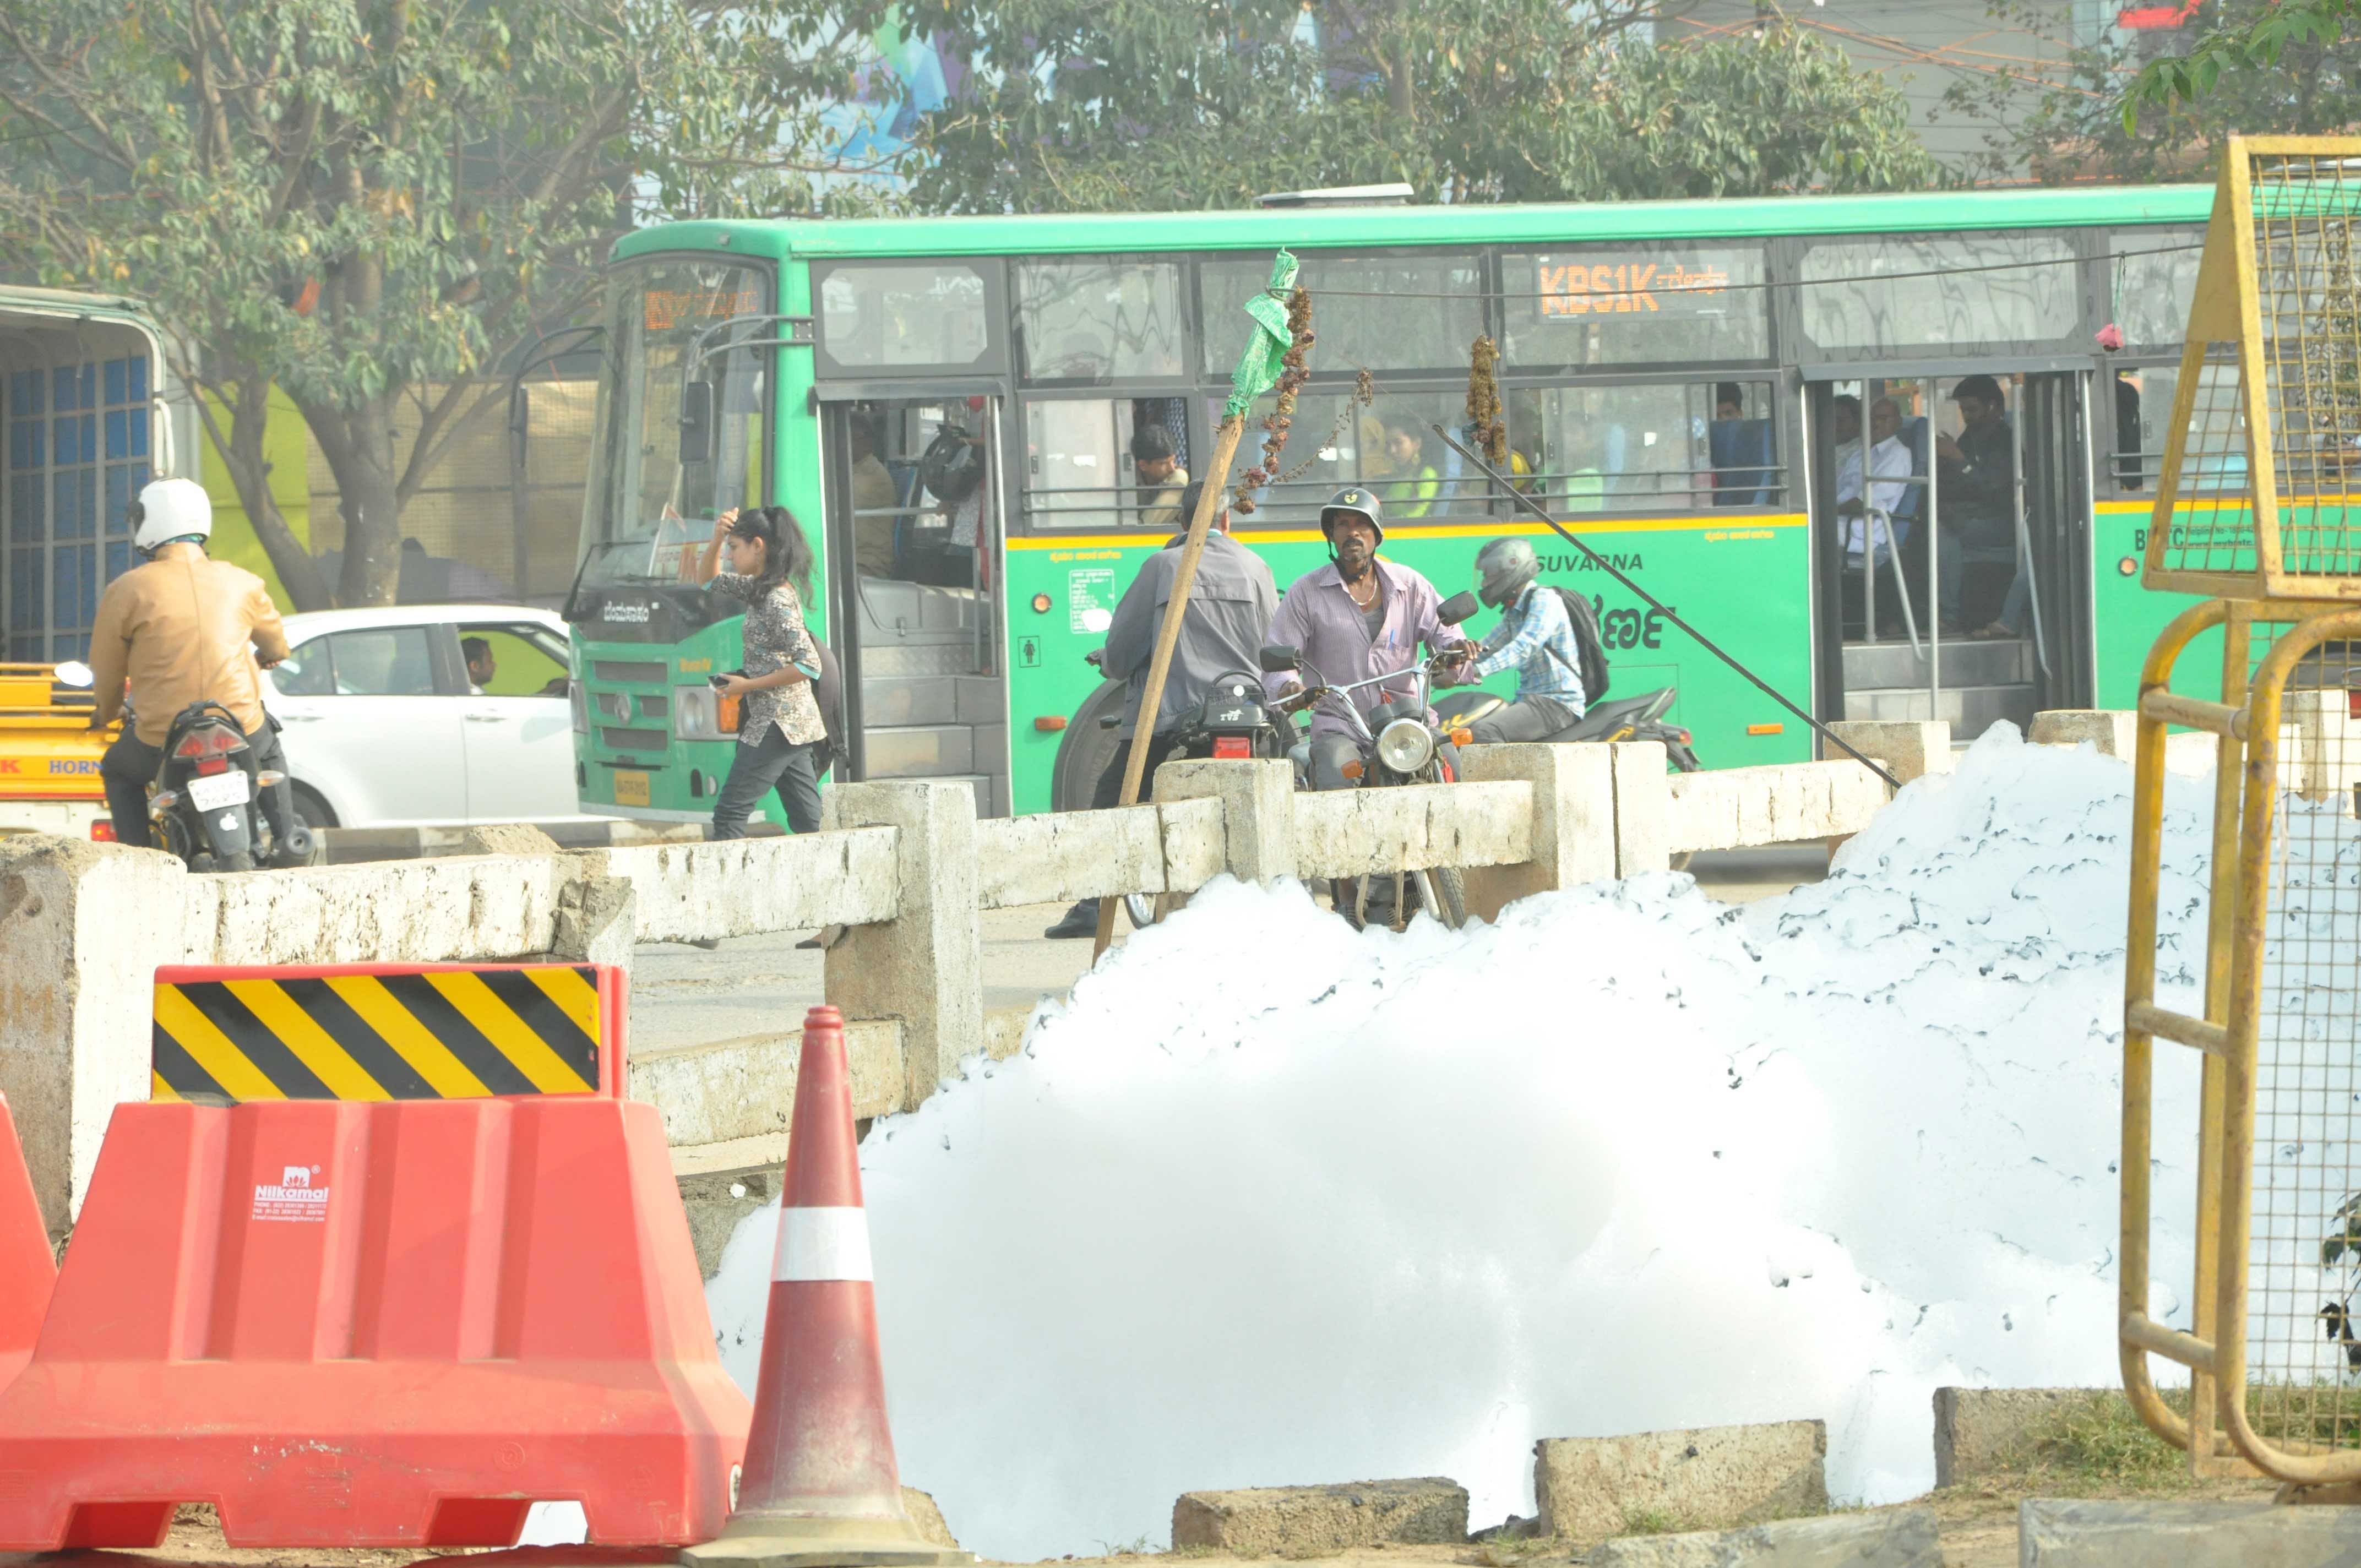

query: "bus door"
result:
(1808, 368), (2092, 744)
(819, 393), (1010, 819)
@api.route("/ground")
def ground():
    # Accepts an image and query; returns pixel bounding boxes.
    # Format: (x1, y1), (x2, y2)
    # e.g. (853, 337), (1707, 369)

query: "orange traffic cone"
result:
(0, 1092), (55, 1390)
(683, 1007), (971, 1568)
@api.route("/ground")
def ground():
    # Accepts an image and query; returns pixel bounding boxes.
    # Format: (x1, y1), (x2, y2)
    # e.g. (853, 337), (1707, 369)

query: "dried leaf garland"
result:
(1466, 335), (1507, 466)
(1233, 284), (1313, 515)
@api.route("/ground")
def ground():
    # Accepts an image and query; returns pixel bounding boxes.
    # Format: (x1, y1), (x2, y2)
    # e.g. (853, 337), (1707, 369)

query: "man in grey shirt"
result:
(1046, 481), (1280, 938)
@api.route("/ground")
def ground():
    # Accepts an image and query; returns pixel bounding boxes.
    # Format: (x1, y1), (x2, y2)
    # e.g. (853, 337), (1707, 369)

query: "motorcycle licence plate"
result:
(186, 770), (251, 812)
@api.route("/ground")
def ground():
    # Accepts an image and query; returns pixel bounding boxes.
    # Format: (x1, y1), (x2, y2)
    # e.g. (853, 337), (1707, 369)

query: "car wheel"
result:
(291, 785), (336, 832)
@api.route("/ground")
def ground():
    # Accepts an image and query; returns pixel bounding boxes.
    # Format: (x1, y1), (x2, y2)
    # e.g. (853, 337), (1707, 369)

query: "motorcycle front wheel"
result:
(1124, 891), (1162, 929)
(1414, 867), (1468, 931)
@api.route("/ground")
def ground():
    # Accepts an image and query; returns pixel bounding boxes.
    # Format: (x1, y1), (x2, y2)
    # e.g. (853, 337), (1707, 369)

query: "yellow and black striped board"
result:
(150, 963), (613, 1103)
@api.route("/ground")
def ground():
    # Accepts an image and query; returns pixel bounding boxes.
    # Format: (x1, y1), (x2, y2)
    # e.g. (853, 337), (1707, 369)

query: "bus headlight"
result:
(570, 679), (588, 735)
(1375, 717), (1434, 776)
(674, 684), (725, 741)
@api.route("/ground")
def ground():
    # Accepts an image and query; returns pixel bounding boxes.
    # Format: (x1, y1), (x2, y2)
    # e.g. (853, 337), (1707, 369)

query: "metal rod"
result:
(1859, 387), (1875, 645)
(1429, 422), (1902, 790)
(1927, 385), (1941, 715)
(2014, 380), (2050, 679)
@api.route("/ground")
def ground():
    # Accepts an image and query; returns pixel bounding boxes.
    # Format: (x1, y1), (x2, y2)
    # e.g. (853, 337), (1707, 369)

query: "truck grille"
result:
(636, 694), (668, 718)
(593, 660), (667, 684)
(600, 727), (669, 753)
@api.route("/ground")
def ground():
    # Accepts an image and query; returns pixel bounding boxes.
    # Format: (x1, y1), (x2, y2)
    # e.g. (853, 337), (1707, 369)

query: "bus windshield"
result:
(578, 259), (770, 588)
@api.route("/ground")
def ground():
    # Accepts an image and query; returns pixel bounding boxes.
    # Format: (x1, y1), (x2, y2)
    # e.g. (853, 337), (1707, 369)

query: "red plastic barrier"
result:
(0, 1091), (55, 1390)
(0, 1094), (748, 1550)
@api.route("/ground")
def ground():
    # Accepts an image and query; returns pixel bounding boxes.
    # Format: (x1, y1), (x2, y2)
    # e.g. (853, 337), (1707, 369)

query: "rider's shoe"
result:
(1044, 899), (1101, 939)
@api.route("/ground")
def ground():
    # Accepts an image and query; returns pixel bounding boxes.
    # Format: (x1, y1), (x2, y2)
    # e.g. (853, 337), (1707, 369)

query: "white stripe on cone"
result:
(771, 1206), (875, 1283)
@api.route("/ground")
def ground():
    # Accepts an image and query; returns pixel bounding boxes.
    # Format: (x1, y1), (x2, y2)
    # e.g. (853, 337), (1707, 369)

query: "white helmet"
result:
(132, 478), (212, 554)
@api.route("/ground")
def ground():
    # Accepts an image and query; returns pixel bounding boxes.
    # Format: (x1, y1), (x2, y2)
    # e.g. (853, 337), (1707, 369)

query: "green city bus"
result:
(565, 184), (2217, 826)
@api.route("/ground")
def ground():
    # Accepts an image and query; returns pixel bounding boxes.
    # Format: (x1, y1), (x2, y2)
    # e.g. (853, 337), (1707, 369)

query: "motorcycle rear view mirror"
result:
(678, 380), (715, 467)
(1437, 590), (1479, 627)
(52, 660), (94, 689)
(1258, 643), (1301, 674)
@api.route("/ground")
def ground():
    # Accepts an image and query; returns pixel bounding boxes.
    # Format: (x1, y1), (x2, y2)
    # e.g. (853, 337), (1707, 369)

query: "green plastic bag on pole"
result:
(1223, 249), (1299, 421)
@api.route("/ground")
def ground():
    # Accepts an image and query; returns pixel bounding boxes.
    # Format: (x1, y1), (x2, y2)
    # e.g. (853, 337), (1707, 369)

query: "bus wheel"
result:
(1051, 680), (1129, 813)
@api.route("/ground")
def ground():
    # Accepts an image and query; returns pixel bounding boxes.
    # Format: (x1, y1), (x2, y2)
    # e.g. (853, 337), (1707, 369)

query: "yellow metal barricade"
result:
(2123, 134), (2361, 1484)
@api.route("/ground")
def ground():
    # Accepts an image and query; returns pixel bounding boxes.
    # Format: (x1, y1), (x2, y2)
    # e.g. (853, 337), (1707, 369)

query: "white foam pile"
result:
(708, 727), (2224, 1560)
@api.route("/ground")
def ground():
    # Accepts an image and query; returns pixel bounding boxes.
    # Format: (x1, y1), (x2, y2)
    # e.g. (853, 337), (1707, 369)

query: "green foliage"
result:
(904, 0), (1941, 215)
(1956, 1), (2361, 186)
(2026, 1392), (2192, 1494)
(0, 0), (882, 606)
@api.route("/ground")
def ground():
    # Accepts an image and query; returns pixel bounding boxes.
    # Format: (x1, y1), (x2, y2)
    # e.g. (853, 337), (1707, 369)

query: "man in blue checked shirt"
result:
(1437, 537), (1587, 743)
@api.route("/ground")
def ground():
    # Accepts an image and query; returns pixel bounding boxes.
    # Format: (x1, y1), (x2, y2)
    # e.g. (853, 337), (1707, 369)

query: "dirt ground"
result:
(0, 1463), (2285, 1568)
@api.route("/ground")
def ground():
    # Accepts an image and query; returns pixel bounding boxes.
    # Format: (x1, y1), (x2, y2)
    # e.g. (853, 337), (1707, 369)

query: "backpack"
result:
(808, 635), (850, 781)
(1546, 586), (1611, 703)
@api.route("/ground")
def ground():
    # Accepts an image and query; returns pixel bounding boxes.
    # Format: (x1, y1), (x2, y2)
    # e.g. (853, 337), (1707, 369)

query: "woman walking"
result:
(698, 506), (828, 837)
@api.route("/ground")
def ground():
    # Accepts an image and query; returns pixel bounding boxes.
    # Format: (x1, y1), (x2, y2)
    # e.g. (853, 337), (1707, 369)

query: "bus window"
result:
(2113, 358), (2246, 496)
(1799, 233), (2079, 353)
(1018, 261), (1188, 383)
(1502, 245), (1769, 368)
(816, 263), (994, 374)
(1024, 399), (1197, 531)
(1201, 253), (1483, 377)
(1214, 388), (1477, 527)
(1503, 380), (1777, 511)
(2108, 226), (2204, 353)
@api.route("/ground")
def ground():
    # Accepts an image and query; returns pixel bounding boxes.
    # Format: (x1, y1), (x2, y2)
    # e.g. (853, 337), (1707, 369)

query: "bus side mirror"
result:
(679, 381), (715, 467)
(1437, 590), (1479, 627)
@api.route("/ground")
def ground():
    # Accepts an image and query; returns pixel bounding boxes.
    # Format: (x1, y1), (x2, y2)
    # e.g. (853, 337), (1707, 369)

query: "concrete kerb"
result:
(1534, 1420), (1829, 1542)
(1826, 721), (1954, 785)
(1931, 1386), (2096, 1489)
(1170, 1479), (1470, 1554)
(1587, 1507), (1939, 1567)
(2018, 1499), (2361, 1565)
(1456, 742), (1615, 919)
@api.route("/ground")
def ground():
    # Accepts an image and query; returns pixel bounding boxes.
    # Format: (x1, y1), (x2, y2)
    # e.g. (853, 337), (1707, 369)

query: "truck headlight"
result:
(674, 684), (725, 741)
(1375, 716), (1434, 775)
(570, 679), (588, 735)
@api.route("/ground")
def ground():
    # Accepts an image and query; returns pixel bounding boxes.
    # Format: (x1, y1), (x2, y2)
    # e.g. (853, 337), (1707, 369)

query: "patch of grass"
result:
(2020, 1391), (2201, 1496)
(1614, 1506), (1690, 1538)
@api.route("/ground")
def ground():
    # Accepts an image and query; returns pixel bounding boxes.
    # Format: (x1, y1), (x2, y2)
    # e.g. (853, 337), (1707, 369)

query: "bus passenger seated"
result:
(1834, 395), (1912, 561)
(1380, 423), (1441, 519)
(849, 413), (900, 578)
(1133, 424), (1187, 529)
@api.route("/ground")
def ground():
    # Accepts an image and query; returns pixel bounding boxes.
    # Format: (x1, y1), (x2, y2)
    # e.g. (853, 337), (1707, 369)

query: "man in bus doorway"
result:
(1265, 488), (1460, 792)
(1934, 374), (2016, 634)
(1045, 480), (1277, 939)
(1132, 424), (1188, 529)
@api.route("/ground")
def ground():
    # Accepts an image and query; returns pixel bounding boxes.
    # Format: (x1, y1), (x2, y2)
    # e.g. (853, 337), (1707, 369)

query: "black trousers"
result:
(712, 726), (824, 837)
(1090, 732), (1184, 811)
(1466, 694), (1582, 745)
(101, 720), (291, 851)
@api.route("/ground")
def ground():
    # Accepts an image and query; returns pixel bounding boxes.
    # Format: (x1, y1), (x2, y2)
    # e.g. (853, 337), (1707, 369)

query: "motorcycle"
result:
(1431, 683), (1704, 772)
(1260, 589), (1482, 932)
(145, 699), (308, 872)
(1089, 652), (1289, 928)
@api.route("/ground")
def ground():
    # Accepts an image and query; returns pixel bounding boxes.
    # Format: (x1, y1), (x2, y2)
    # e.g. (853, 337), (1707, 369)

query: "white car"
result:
(263, 605), (597, 829)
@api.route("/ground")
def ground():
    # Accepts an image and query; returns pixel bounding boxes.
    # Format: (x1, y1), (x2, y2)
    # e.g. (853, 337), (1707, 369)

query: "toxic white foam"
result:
(708, 726), (2222, 1560)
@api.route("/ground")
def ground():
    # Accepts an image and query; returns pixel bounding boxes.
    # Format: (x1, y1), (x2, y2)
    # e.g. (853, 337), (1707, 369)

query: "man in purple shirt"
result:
(1265, 487), (1463, 791)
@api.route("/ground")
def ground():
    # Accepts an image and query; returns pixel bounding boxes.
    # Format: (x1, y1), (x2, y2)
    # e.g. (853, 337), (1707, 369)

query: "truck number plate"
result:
(187, 770), (252, 812)
(613, 770), (650, 808)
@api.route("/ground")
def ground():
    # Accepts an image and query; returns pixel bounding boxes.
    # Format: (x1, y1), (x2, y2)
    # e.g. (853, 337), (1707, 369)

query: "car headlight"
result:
(674, 684), (726, 742)
(570, 679), (587, 734)
(1375, 716), (1435, 776)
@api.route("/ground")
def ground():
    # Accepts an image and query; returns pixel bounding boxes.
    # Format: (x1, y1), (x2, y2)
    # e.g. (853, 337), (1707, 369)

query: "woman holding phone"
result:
(696, 505), (827, 837)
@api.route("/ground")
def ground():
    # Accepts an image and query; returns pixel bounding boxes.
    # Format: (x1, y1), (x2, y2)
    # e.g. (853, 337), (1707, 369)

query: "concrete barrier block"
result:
(0, 837), (188, 1235)
(1156, 794), (1227, 892)
(1152, 758), (1294, 885)
(1291, 780), (1531, 880)
(1609, 741), (1672, 876)
(632, 1019), (904, 1151)
(2031, 710), (2139, 759)
(1667, 763), (1889, 857)
(1587, 1507), (1938, 1567)
(975, 806), (1166, 910)
(1827, 721), (1954, 784)
(603, 829), (899, 944)
(2019, 1499), (2361, 1565)
(1535, 1420), (1827, 1541)
(181, 854), (572, 966)
(1459, 742), (1615, 919)
(1932, 1386), (2099, 1487)
(1170, 1478), (1468, 1554)
(825, 782), (981, 1109)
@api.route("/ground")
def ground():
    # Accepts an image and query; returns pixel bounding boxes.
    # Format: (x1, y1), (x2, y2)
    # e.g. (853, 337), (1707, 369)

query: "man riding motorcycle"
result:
(1045, 479), (1279, 939)
(88, 478), (297, 858)
(1438, 537), (1587, 741)
(1263, 487), (1462, 791)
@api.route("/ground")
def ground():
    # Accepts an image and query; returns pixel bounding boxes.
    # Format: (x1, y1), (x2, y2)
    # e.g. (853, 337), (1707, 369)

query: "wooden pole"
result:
(1091, 414), (1249, 960)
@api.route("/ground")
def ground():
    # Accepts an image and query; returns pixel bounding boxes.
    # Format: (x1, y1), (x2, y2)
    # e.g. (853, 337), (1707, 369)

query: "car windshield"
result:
(578, 259), (770, 589)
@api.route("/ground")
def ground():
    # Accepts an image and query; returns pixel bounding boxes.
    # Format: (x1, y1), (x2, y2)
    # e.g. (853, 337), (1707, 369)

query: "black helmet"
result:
(1318, 486), (1384, 547)
(1474, 536), (1539, 609)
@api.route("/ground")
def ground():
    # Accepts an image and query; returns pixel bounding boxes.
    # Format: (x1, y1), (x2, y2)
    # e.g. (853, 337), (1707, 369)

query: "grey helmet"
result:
(1474, 536), (1540, 609)
(1318, 486), (1384, 548)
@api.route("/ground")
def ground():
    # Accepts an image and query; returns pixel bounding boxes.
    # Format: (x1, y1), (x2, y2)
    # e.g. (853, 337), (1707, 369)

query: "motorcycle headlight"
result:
(674, 684), (725, 742)
(1375, 716), (1435, 776)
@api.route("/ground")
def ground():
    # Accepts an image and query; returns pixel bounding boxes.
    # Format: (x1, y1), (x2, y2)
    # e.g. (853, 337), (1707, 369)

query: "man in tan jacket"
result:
(89, 478), (295, 856)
